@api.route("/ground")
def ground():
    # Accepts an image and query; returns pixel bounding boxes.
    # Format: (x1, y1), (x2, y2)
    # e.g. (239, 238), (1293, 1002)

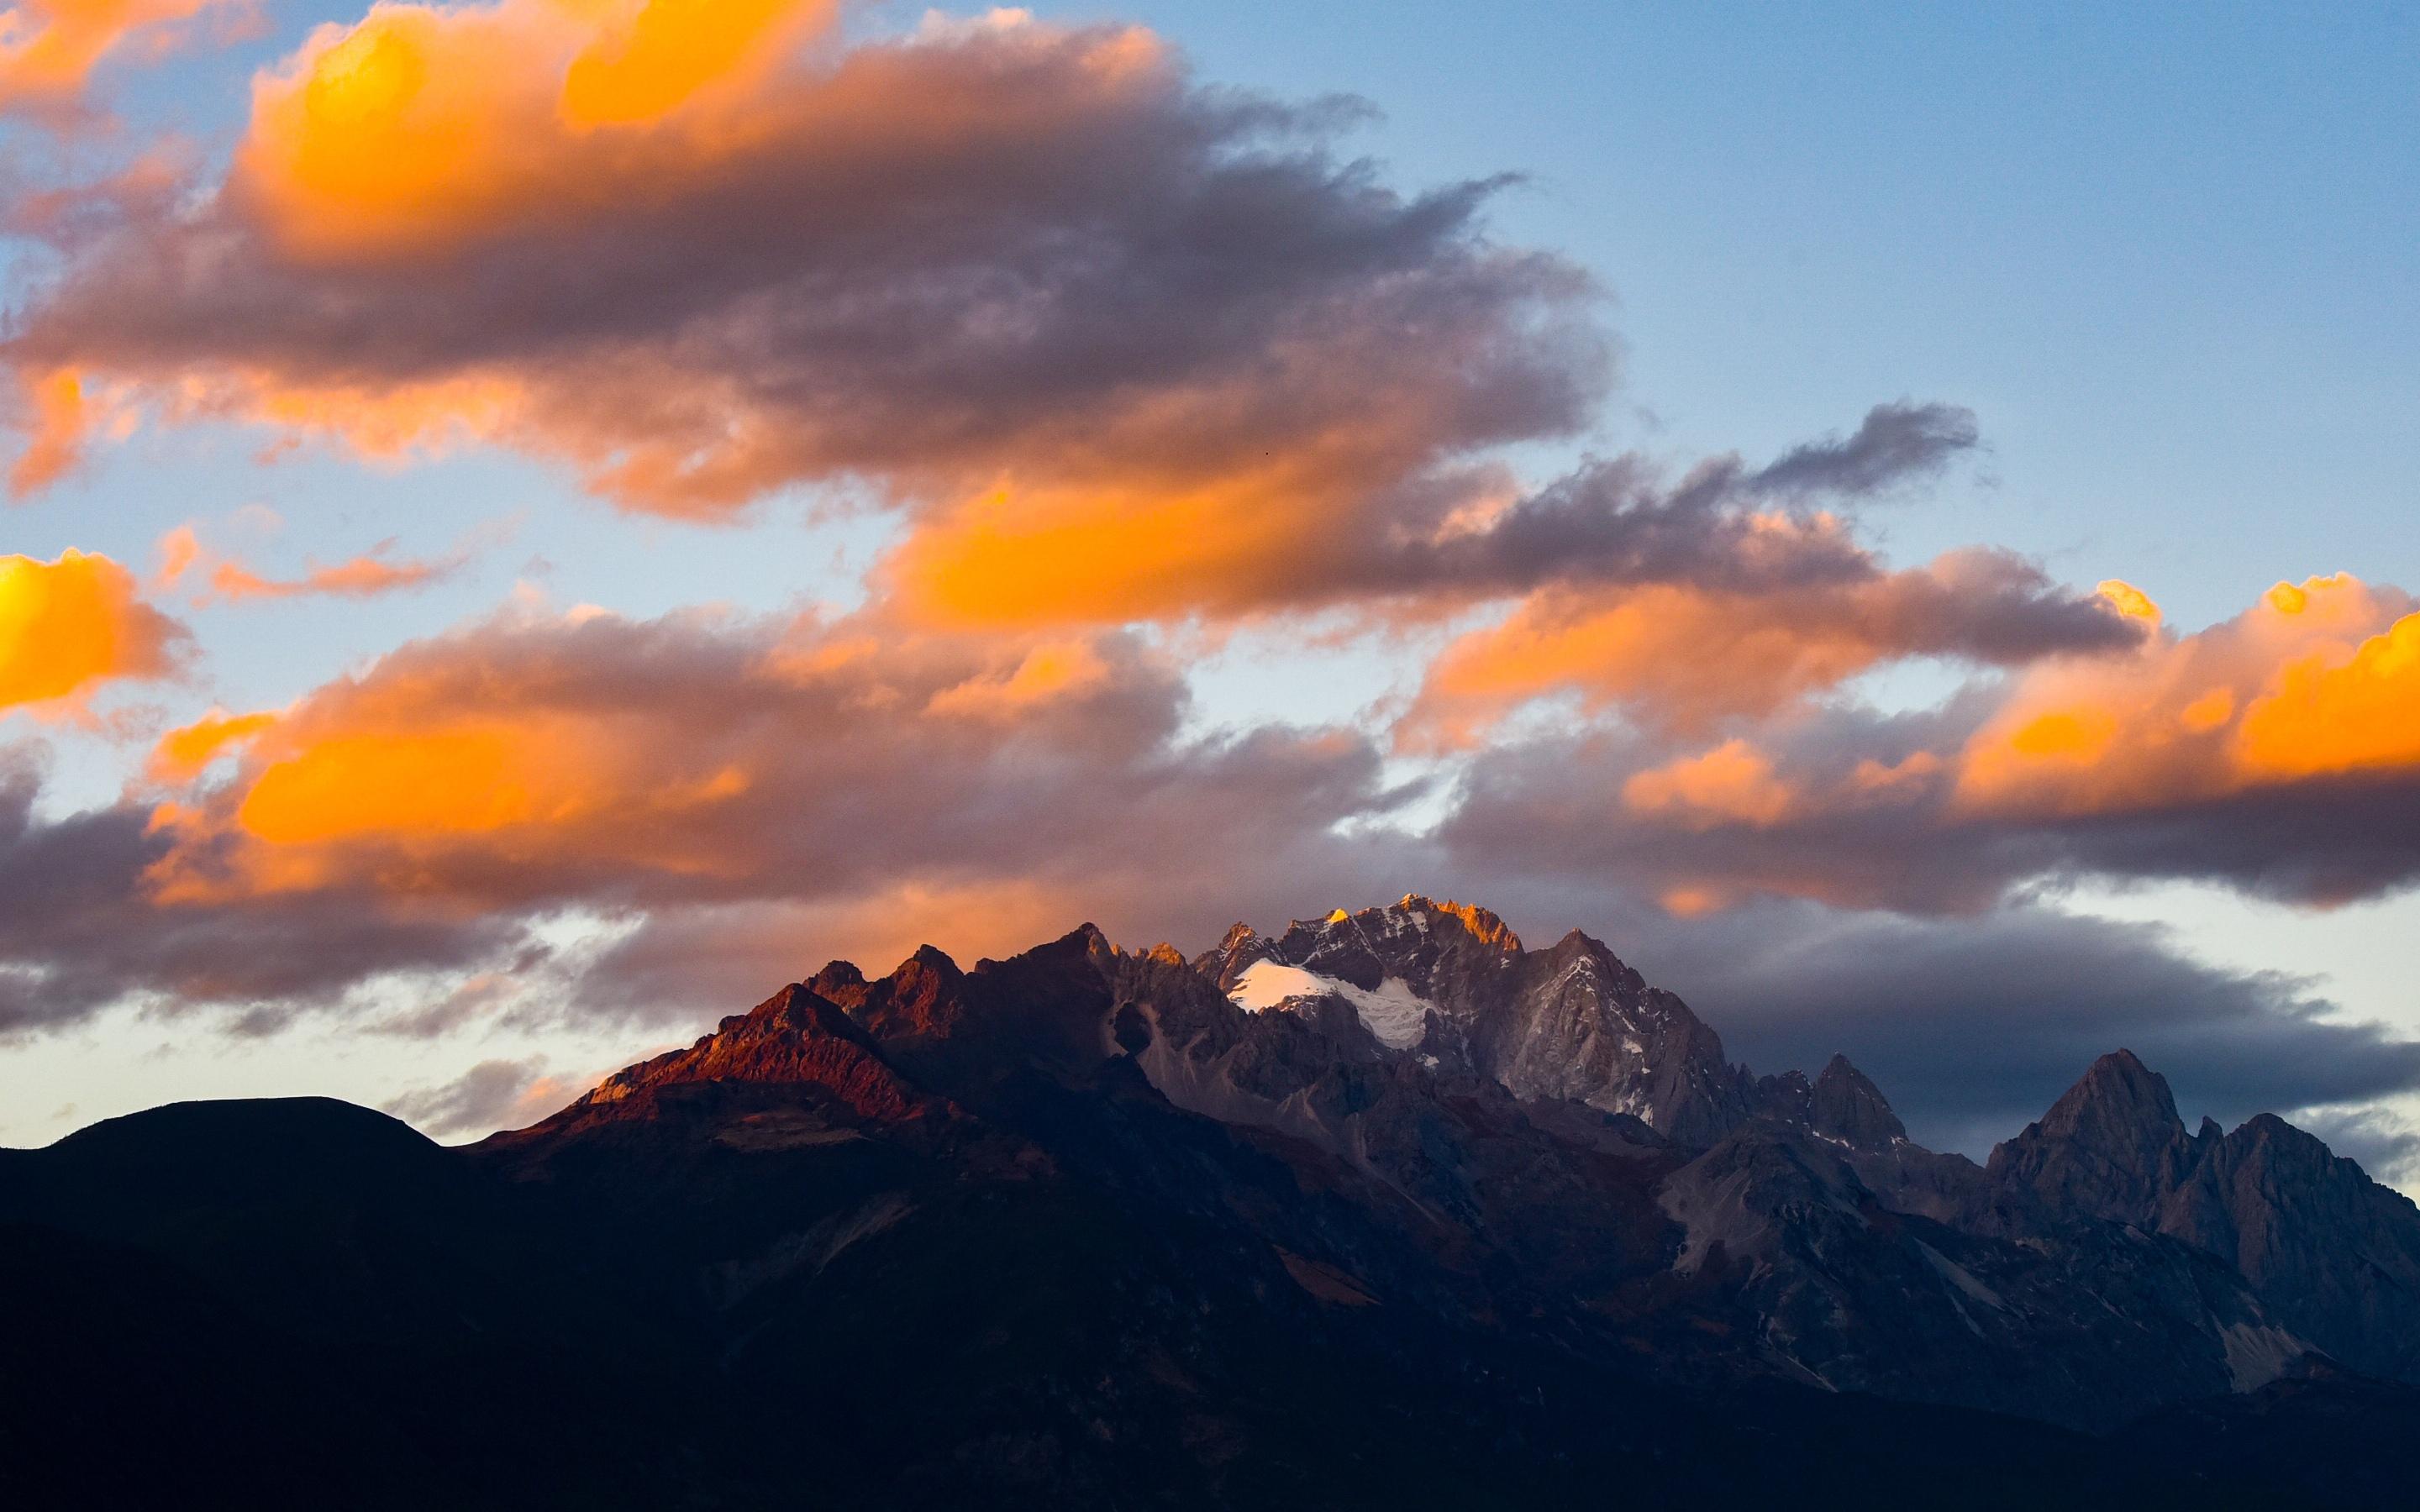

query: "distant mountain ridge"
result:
(5, 895), (2417, 1509)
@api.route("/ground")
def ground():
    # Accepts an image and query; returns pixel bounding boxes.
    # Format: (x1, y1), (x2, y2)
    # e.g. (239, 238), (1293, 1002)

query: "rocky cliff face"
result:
(1981, 1050), (2420, 1386)
(1197, 895), (1751, 1145)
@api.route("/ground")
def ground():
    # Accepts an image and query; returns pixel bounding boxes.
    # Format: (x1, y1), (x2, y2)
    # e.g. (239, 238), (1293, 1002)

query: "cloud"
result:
(7, 367), (95, 494)
(3, 0), (1607, 588)
(0, 600), (1413, 1033)
(0, 1), (2404, 1187)
(0, 0), (242, 121)
(5, 582), (2412, 1171)
(203, 541), (458, 603)
(1439, 575), (2420, 912)
(0, 4), (2129, 667)
(1622, 739), (1797, 830)
(1586, 895), (2420, 1161)
(0, 744), (529, 1036)
(146, 707), (275, 781)
(0, 548), (185, 712)
(380, 1055), (577, 1139)
(2292, 1105), (2420, 1192)
(151, 518), (503, 606)
(1402, 553), (2145, 743)
(1745, 398), (1982, 499)
(886, 400), (2001, 628)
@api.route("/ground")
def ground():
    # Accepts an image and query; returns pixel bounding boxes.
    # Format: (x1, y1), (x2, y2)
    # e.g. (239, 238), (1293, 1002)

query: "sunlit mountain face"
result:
(1, 2), (2416, 1503)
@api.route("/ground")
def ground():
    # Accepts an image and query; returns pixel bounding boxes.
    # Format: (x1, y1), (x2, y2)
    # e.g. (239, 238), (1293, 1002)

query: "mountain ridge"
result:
(6, 895), (2417, 1509)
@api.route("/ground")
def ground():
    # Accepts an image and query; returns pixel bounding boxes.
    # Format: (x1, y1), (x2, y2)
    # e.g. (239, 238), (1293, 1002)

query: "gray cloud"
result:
(1397, 875), (2420, 1172)
(1607, 898), (2420, 1158)
(2294, 1106), (2420, 1191)
(381, 1057), (550, 1140)
(1746, 398), (1983, 498)
(0, 751), (523, 1037)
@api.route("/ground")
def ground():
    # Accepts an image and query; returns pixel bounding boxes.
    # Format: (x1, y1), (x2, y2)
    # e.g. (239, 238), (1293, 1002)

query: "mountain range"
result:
(6, 895), (2417, 1509)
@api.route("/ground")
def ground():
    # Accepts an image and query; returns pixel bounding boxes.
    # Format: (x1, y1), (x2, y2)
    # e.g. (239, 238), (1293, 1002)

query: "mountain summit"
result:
(1197, 895), (1751, 1142)
(6, 898), (2417, 1509)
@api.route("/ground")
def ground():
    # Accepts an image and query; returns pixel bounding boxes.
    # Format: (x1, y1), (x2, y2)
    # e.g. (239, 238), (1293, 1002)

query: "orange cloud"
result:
(237, 0), (839, 259)
(888, 475), (1369, 629)
(0, 0), (236, 116)
(155, 522), (477, 604)
(925, 638), (1113, 719)
(8, 0), (1606, 586)
(1407, 582), (1885, 746)
(239, 725), (588, 843)
(1403, 553), (2146, 745)
(1441, 574), (2420, 918)
(149, 704), (758, 900)
(8, 368), (95, 496)
(558, 0), (818, 128)
(207, 549), (450, 602)
(133, 606), (1299, 910)
(1954, 574), (2417, 816)
(2235, 607), (2420, 780)
(147, 707), (276, 781)
(153, 522), (203, 588)
(0, 548), (183, 711)
(1622, 740), (1796, 829)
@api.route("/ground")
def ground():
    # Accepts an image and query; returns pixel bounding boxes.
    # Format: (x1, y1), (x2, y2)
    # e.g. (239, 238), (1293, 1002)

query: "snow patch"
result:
(2221, 1321), (2305, 1392)
(1229, 959), (1435, 1050)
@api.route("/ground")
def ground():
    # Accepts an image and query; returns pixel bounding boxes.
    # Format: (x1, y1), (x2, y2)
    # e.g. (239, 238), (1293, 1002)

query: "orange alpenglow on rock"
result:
(0, 548), (182, 710)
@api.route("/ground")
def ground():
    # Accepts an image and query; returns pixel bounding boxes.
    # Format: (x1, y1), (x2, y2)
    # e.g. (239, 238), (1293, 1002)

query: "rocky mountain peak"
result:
(841, 944), (970, 1039)
(1809, 1053), (1907, 1149)
(1183, 895), (1751, 1145)
(1984, 1050), (2197, 1231)
(565, 981), (922, 1125)
(2046, 1049), (2183, 1133)
(1411, 895), (1523, 953)
(2027, 1050), (2190, 1175)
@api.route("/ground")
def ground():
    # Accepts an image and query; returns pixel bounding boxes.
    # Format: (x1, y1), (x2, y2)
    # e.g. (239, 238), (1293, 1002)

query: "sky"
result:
(2, 0), (2416, 1180)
